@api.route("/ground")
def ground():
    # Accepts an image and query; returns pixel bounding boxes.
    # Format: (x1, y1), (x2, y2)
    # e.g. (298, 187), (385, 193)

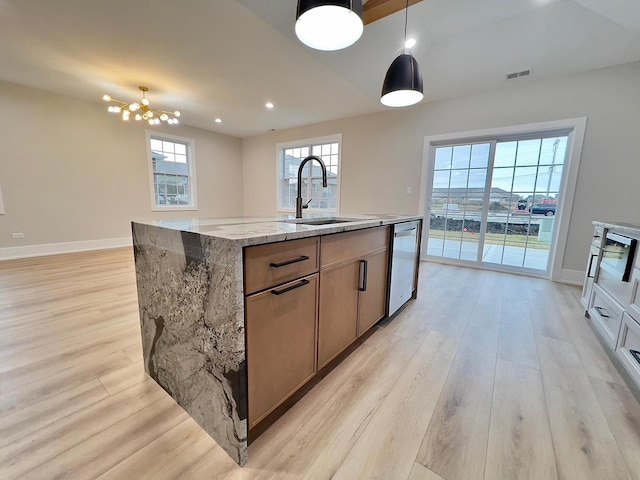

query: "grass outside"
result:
(428, 228), (551, 250)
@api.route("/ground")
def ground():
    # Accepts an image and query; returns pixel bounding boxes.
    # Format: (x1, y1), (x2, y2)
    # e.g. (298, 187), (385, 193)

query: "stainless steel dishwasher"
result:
(388, 220), (420, 316)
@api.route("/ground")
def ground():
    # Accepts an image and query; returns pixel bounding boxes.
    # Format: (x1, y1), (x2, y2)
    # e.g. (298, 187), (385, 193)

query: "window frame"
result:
(145, 130), (198, 212)
(276, 134), (342, 214)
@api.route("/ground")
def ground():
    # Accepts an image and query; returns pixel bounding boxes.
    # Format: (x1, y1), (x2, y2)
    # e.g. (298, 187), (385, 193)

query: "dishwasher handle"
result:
(394, 228), (417, 238)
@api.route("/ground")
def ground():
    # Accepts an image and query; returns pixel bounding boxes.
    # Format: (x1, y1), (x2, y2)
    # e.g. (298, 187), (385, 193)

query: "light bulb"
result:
(154, 118), (160, 125)
(129, 103), (140, 112)
(143, 113), (148, 120)
(141, 98), (150, 106)
(265, 102), (274, 109)
(173, 119), (179, 125)
(147, 111), (154, 118)
(174, 111), (180, 117)
(135, 114), (142, 121)
(160, 114), (168, 121)
(215, 118), (222, 123)
(102, 94), (111, 101)
(122, 114), (130, 121)
(148, 119), (154, 125)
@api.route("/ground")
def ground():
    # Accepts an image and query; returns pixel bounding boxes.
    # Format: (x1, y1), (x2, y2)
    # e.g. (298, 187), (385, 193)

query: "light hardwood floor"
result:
(1, 248), (639, 479)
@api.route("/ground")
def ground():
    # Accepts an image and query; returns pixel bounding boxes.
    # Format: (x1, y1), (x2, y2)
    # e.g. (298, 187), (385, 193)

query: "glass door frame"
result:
(419, 118), (588, 282)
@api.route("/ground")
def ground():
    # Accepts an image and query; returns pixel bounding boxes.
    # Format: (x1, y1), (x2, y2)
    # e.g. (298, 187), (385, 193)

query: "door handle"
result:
(270, 255), (309, 268)
(630, 350), (640, 365)
(359, 259), (368, 292)
(271, 279), (310, 295)
(594, 306), (610, 318)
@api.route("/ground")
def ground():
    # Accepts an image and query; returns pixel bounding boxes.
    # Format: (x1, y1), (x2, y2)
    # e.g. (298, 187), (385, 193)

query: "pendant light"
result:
(295, 0), (363, 51)
(380, 0), (423, 107)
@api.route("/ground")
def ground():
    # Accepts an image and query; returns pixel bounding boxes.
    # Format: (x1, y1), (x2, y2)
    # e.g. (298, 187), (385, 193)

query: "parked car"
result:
(530, 204), (556, 216)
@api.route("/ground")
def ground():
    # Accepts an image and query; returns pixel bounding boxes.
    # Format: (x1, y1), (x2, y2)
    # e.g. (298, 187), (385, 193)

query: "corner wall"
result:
(0, 81), (243, 257)
(241, 61), (640, 274)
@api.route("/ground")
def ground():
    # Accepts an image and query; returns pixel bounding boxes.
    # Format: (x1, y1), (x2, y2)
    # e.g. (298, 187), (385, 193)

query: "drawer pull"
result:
(270, 255), (309, 268)
(631, 350), (640, 365)
(594, 306), (610, 318)
(271, 279), (310, 295)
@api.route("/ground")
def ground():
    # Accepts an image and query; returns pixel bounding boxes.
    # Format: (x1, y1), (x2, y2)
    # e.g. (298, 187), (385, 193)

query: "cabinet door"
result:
(358, 248), (389, 336)
(318, 261), (360, 369)
(246, 274), (318, 428)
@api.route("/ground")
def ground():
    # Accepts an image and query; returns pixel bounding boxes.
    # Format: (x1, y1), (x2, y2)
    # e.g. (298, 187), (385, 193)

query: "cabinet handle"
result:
(359, 259), (368, 292)
(594, 306), (610, 318)
(587, 254), (597, 279)
(271, 279), (310, 295)
(270, 255), (309, 268)
(630, 350), (640, 365)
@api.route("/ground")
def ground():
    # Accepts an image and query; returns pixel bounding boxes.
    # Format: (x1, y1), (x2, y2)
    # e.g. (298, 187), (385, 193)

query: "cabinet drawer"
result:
(592, 226), (604, 247)
(244, 237), (319, 295)
(628, 268), (640, 323)
(321, 226), (389, 268)
(589, 285), (624, 350)
(246, 273), (318, 428)
(615, 313), (640, 389)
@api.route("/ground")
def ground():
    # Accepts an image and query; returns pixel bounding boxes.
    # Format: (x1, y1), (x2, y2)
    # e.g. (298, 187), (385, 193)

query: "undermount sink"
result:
(284, 217), (360, 226)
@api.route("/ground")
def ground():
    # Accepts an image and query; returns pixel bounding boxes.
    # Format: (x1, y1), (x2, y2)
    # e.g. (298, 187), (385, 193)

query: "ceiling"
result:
(1, 0), (640, 138)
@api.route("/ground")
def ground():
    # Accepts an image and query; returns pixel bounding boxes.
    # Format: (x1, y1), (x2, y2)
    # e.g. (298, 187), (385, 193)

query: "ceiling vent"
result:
(506, 69), (532, 80)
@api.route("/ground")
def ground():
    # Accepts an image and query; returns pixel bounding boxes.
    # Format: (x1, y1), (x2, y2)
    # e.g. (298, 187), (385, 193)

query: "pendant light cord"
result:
(403, 0), (409, 45)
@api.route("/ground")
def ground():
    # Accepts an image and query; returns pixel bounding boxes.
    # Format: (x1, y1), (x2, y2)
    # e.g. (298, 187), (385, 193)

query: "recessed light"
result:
(265, 102), (274, 109)
(405, 38), (416, 49)
(214, 118), (222, 123)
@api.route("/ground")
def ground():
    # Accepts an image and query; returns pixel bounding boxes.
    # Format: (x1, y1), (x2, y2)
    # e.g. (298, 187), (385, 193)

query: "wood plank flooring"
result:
(1, 248), (639, 479)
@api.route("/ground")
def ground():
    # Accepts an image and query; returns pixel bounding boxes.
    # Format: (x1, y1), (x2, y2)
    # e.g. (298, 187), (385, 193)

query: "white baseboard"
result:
(0, 236), (132, 261)
(558, 268), (584, 285)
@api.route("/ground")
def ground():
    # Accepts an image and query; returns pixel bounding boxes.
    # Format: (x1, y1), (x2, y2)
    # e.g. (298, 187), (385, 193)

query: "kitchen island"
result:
(131, 214), (422, 465)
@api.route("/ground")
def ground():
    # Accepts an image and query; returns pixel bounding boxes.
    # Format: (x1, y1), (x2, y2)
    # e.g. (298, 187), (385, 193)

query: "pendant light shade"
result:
(295, 0), (363, 51)
(380, 52), (423, 107)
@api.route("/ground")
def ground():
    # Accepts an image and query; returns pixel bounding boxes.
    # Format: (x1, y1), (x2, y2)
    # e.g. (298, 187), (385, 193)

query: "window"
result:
(146, 132), (197, 210)
(277, 135), (341, 212)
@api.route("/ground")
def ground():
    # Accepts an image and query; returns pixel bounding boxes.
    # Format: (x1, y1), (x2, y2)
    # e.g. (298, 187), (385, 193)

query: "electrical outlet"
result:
(12, 232), (24, 239)
(406, 187), (413, 195)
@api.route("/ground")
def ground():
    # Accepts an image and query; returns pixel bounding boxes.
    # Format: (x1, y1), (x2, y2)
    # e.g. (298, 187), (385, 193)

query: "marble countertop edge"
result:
(593, 221), (640, 236)
(132, 214), (423, 247)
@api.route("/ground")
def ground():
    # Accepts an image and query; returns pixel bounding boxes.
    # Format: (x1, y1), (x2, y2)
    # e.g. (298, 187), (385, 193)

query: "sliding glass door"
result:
(425, 133), (568, 274)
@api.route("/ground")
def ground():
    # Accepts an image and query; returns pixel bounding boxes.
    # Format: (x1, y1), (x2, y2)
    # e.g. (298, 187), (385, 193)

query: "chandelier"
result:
(102, 86), (181, 125)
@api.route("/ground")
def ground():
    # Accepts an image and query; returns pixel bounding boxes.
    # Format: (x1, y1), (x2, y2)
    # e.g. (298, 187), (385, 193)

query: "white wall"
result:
(242, 61), (640, 274)
(0, 81), (243, 254)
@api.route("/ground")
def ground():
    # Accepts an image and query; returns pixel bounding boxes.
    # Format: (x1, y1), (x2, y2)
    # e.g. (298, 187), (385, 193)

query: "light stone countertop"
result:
(593, 221), (640, 237)
(134, 213), (423, 247)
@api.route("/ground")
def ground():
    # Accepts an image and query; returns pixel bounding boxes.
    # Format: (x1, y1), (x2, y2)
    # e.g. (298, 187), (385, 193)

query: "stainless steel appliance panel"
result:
(388, 221), (419, 316)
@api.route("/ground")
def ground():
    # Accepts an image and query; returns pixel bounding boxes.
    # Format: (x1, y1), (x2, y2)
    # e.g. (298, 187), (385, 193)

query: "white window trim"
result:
(419, 117), (587, 283)
(275, 133), (342, 214)
(145, 130), (198, 212)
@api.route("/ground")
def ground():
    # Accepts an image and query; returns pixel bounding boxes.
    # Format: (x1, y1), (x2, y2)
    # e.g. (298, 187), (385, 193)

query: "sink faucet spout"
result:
(296, 155), (328, 218)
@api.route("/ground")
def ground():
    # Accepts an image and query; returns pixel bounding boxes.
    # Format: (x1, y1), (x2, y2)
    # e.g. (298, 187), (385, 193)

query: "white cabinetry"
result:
(582, 222), (640, 390)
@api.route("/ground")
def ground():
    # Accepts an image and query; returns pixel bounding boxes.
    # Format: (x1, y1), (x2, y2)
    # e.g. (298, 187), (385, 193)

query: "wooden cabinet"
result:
(318, 227), (389, 368)
(244, 236), (319, 295)
(318, 261), (360, 368)
(357, 249), (389, 335)
(244, 225), (392, 430)
(246, 274), (318, 428)
(244, 237), (320, 429)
